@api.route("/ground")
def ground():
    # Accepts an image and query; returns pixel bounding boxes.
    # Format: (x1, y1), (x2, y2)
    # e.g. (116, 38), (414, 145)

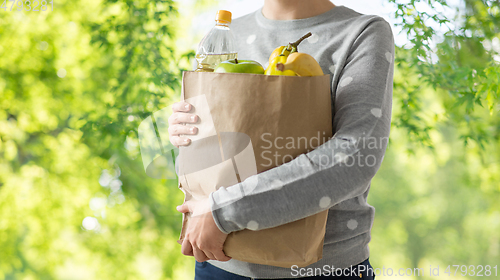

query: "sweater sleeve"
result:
(209, 18), (395, 234)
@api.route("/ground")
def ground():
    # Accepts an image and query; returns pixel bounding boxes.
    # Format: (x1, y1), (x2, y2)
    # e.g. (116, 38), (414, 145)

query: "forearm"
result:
(210, 117), (390, 234)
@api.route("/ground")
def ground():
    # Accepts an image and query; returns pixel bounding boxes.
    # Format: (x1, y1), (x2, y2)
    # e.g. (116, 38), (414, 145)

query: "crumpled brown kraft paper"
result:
(177, 71), (332, 268)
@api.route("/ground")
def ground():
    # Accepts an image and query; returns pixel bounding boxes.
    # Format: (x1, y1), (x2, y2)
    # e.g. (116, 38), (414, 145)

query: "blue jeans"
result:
(195, 258), (376, 280)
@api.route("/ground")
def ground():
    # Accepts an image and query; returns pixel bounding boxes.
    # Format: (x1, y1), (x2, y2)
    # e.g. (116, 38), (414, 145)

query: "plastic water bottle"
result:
(195, 10), (238, 72)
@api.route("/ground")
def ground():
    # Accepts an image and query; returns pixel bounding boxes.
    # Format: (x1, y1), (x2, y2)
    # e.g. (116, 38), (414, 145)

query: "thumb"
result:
(176, 203), (190, 213)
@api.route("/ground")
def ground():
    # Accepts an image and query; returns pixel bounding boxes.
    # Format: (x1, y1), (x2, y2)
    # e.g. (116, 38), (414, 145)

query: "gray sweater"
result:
(207, 5), (394, 279)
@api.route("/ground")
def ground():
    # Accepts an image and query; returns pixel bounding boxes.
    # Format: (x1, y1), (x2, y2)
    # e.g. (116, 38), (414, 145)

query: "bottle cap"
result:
(216, 10), (232, 24)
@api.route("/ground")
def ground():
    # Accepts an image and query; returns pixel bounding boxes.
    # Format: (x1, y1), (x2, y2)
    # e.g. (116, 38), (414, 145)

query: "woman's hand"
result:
(168, 101), (199, 147)
(177, 198), (231, 262)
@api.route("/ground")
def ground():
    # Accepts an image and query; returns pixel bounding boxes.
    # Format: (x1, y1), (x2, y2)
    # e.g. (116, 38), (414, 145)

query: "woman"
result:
(171, 0), (394, 279)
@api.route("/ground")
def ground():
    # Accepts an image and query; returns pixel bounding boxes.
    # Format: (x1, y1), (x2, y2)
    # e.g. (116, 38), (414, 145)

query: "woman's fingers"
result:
(168, 123), (197, 147)
(192, 246), (210, 263)
(172, 101), (193, 113)
(168, 112), (198, 125)
(169, 102), (198, 147)
(212, 249), (231, 262)
(202, 250), (217, 261)
(181, 238), (194, 257)
(170, 136), (191, 147)
(168, 124), (198, 137)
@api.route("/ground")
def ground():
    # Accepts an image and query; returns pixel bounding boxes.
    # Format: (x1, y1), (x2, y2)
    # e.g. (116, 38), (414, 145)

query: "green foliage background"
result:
(0, 0), (498, 279)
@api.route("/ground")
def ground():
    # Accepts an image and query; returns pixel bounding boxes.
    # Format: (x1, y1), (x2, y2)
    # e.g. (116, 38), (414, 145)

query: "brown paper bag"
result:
(177, 71), (332, 268)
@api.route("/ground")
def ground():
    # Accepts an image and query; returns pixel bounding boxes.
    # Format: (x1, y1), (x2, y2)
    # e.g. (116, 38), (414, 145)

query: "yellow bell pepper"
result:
(267, 32), (312, 65)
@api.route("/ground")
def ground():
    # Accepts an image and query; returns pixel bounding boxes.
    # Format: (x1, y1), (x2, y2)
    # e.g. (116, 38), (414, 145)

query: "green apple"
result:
(214, 59), (265, 74)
